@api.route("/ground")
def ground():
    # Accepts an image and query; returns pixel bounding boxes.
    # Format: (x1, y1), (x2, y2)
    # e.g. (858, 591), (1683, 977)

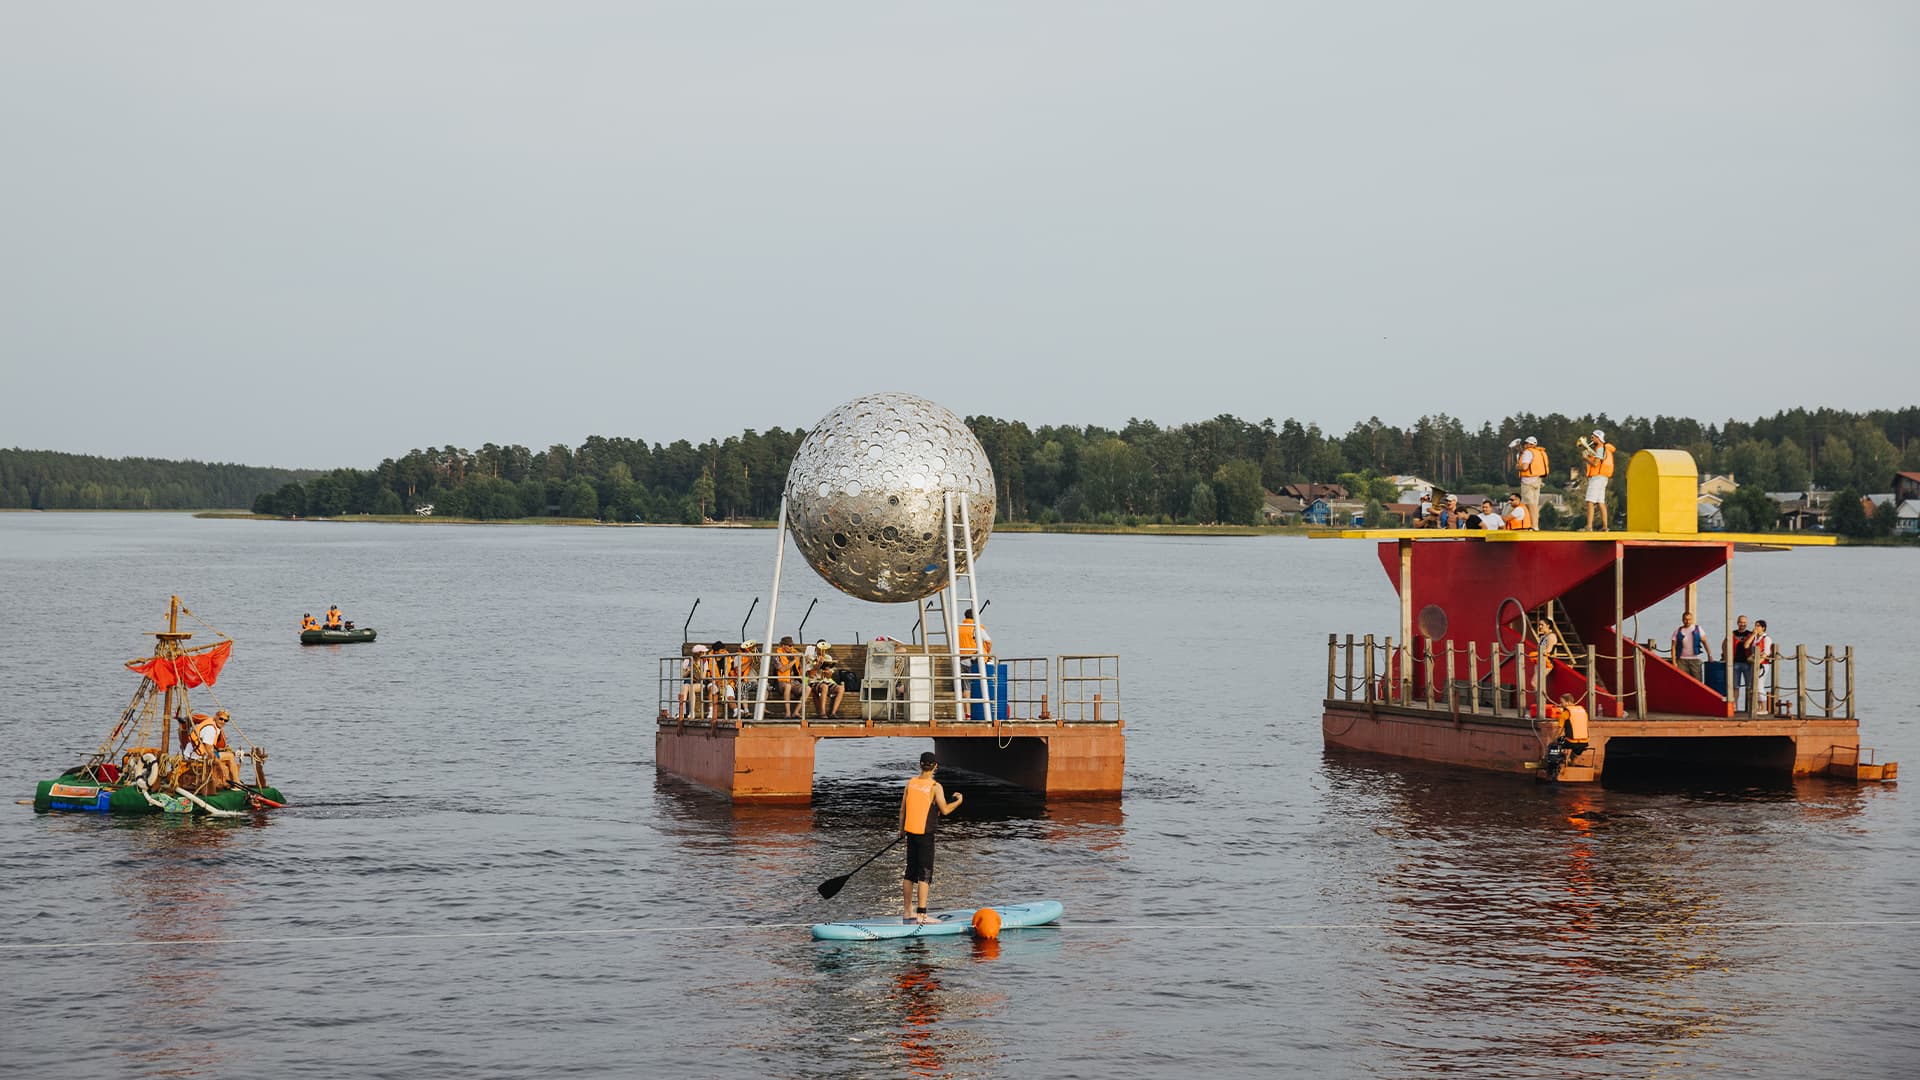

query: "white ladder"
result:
(929, 491), (993, 721)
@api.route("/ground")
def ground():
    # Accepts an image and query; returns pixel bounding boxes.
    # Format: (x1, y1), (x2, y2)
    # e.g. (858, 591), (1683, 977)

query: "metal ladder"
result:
(923, 492), (992, 721)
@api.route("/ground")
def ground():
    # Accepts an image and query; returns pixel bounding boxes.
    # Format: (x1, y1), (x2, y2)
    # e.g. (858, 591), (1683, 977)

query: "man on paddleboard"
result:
(900, 751), (962, 924)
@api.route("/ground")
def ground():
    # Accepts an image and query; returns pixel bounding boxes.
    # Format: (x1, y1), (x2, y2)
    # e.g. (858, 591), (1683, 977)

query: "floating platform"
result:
(1314, 450), (1894, 784)
(655, 643), (1124, 803)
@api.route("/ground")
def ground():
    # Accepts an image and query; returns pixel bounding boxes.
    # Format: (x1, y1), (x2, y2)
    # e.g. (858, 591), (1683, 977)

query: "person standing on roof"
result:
(900, 751), (962, 924)
(1581, 430), (1616, 531)
(1515, 436), (1549, 525)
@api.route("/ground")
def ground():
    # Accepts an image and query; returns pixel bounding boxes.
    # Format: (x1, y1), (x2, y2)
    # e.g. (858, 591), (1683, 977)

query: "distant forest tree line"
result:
(7, 406), (1919, 529)
(0, 449), (318, 511)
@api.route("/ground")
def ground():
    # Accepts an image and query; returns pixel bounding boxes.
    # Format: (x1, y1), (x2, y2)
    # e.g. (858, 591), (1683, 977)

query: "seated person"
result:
(772, 637), (802, 718)
(1504, 493), (1534, 530)
(184, 710), (242, 788)
(325, 605), (344, 629)
(1475, 500), (1505, 530)
(808, 646), (846, 718)
(678, 644), (708, 718)
(1416, 491), (1434, 525)
(301, 613), (321, 632)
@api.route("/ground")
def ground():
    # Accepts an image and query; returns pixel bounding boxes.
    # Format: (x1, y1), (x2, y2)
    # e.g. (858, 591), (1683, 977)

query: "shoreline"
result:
(0, 509), (1888, 544)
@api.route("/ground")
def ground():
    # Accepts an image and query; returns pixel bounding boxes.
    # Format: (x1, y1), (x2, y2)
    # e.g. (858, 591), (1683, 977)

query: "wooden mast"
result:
(156, 594), (191, 759)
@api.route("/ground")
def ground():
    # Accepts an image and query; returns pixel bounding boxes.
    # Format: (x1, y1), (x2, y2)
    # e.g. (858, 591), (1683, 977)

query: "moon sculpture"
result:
(783, 393), (996, 604)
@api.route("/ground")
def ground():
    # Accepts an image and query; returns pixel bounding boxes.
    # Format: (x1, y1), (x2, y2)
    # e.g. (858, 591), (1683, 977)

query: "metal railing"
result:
(1056, 654), (1122, 724)
(1325, 634), (1856, 722)
(655, 648), (1122, 727)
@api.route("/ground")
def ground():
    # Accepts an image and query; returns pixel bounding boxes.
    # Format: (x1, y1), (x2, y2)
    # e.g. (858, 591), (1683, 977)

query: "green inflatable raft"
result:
(300, 627), (376, 645)
(33, 770), (286, 815)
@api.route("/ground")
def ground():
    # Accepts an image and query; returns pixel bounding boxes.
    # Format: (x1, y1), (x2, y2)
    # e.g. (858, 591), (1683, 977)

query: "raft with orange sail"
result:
(31, 596), (287, 816)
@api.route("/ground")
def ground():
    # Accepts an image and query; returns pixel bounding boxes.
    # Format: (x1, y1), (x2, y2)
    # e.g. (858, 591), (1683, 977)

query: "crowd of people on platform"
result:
(1413, 429), (1617, 532)
(672, 611), (995, 723)
(1673, 611), (1775, 712)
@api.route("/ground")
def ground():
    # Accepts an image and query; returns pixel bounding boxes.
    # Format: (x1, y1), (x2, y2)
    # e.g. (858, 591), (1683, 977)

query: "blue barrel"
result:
(1704, 660), (1728, 695)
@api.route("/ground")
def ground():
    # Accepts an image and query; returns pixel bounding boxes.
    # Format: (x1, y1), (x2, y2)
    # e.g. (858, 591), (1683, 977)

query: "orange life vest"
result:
(326, 607), (342, 628)
(1585, 444), (1615, 478)
(774, 646), (799, 681)
(902, 775), (936, 835)
(1563, 703), (1589, 742)
(1508, 503), (1533, 530)
(958, 620), (979, 654)
(1520, 447), (1549, 477)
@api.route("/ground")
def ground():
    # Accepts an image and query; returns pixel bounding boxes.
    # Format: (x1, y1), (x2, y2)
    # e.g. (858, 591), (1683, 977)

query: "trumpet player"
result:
(1510, 436), (1548, 525)
(1580, 430), (1616, 531)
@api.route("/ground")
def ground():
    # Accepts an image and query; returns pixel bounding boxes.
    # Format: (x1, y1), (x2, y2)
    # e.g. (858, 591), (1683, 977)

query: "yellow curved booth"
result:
(1625, 449), (1698, 534)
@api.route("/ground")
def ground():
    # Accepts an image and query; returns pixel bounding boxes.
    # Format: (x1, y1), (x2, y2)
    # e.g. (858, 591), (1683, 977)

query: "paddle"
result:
(817, 834), (904, 900)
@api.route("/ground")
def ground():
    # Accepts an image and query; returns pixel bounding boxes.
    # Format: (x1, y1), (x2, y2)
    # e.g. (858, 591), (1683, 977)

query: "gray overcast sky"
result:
(2, 2), (1915, 469)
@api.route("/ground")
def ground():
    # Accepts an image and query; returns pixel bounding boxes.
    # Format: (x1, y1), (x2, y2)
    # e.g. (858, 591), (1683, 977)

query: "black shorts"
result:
(903, 831), (935, 883)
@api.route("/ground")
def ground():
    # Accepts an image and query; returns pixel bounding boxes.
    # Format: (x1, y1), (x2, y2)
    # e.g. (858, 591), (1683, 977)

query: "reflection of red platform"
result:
(1379, 537), (1731, 719)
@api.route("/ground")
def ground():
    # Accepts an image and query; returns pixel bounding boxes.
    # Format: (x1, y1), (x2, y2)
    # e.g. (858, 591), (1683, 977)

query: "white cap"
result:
(1592, 429), (1605, 440)
(1525, 436), (1537, 445)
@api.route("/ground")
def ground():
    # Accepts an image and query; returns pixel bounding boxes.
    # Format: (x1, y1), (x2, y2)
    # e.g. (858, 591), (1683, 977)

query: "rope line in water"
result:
(1, 918), (1914, 954)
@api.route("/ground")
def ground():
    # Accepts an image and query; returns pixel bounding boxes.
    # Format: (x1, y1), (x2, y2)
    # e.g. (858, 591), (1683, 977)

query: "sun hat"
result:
(1525, 436), (1537, 445)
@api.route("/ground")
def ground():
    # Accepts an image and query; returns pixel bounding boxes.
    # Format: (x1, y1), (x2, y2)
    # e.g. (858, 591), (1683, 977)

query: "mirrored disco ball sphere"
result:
(785, 393), (996, 603)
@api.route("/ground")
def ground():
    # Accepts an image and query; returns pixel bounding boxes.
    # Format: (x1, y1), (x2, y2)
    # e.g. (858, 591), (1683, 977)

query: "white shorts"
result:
(1585, 476), (1609, 503)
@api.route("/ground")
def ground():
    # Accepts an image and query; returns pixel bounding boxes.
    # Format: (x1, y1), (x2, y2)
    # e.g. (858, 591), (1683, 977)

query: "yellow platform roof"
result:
(1307, 528), (1836, 546)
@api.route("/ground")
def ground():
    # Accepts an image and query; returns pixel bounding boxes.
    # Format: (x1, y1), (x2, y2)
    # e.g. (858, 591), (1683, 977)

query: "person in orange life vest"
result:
(1514, 436), (1549, 524)
(703, 641), (735, 720)
(957, 608), (992, 708)
(1673, 611), (1711, 682)
(736, 640), (760, 716)
(1551, 694), (1590, 744)
(301, 613), (321, 632)
(1581, 431), (1616, 531)
(325, 605), (343, 629)
(186, 710), (241, 787)
(1505, 493), (1534, 531)
(900, 751), (963, 924)
(772, 637), (802, 718)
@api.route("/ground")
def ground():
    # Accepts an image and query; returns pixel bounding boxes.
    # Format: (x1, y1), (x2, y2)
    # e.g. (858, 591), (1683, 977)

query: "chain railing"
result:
(1326, 634), (1856, 722)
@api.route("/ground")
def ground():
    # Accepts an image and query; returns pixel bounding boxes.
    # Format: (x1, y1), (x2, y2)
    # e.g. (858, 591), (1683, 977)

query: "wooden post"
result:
(1344, 633), (1356, 702)
(1515, 643), (1527, 717)
(1796, 645), (1808, 719)
(1468, 644), (1480, 715)
(1613, 545), (1624, 714)
(1823, 645), (1835, 718)
(1363, 634), (1376, 703)
(1398, 540), (1414, 707)
(1422, 638), (1435, 704)
(1584, 644), (1597, 719)
(1385, 636), (1396, 702)
(1327, 634), (1337, 702)
(1722, 553), (1734, 708)
(1845, 645), (1855, 720)
(1633, 647), (1647, 719)
(1444, 642), (1456, 711)
(1490, 642), (1502, 718)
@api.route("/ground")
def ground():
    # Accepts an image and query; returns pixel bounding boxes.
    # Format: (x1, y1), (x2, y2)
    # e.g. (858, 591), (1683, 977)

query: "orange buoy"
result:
(970, 907), (1002, 940)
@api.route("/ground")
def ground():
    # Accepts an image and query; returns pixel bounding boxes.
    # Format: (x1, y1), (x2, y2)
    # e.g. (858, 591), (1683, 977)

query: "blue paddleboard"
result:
(810, 900), (1064, 941)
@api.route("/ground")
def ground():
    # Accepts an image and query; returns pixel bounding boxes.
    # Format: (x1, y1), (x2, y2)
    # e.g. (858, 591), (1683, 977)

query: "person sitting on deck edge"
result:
(900, 751), (962, 924)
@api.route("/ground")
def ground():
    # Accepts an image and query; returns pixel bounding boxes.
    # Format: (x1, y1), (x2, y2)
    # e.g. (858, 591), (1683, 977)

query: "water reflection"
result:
(102, 816), (268, 1077)
(1316, 756), (1880, 1074)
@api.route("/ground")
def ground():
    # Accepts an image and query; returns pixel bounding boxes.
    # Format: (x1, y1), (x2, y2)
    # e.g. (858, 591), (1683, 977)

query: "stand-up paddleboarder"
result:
(901, 751), (962, 923)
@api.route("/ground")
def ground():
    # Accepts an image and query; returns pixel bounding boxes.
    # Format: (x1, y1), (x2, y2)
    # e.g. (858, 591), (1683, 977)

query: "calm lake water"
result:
(2, 513), (1916, 1079)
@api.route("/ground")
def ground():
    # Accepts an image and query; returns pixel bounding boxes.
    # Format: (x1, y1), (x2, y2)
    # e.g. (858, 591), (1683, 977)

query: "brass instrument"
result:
(1576, 435), (1598, 460)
